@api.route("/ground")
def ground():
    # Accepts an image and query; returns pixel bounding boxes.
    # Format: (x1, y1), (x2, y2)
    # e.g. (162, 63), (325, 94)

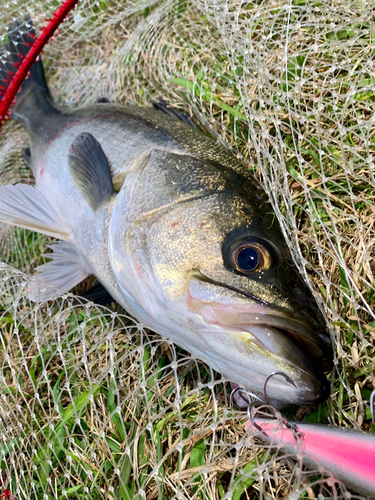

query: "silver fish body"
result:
(0, 20), (333, 407)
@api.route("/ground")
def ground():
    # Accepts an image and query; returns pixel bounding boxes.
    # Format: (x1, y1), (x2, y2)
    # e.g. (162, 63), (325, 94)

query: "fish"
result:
(0, 18), (333, 408)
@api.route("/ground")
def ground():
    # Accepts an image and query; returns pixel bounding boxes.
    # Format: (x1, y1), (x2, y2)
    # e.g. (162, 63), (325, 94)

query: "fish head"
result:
(184, 219), (333, 407)
(109, 151), (332, 407)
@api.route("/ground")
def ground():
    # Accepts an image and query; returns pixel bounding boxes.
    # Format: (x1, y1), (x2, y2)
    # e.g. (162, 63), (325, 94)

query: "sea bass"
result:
(0, 19), (332, 407)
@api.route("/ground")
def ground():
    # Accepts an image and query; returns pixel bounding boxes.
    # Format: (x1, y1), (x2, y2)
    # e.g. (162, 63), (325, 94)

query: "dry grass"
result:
(0, 265), (354, 499)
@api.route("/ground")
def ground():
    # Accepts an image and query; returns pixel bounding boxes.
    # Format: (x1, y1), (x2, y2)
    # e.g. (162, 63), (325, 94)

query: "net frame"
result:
(0, 0), (79, 129)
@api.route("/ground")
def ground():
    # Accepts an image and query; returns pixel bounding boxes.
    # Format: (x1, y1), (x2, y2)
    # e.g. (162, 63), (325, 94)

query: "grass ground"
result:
(0, 0), (374, 498)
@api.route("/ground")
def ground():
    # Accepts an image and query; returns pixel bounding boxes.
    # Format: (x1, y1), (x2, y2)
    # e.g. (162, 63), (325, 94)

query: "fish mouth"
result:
(208, 306), (333, 373)
(238, 324), (331, 405)
(187, 276), (332, 406)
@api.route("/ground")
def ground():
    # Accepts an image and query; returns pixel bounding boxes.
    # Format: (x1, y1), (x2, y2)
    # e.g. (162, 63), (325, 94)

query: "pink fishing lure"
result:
(246, 418), (375, 496)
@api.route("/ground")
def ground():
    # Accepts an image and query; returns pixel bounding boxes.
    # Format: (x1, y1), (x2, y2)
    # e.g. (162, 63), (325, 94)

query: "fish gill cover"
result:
(0, 0), (374, 499)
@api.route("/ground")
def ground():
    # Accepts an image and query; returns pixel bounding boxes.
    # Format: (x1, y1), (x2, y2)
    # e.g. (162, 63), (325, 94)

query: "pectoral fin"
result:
(68, 132), (115, 210)
(0, 184), (70, 239)
(27, 241), (91, 301)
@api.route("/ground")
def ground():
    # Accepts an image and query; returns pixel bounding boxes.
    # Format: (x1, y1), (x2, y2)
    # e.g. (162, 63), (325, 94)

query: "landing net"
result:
(0, 0), (374, 498)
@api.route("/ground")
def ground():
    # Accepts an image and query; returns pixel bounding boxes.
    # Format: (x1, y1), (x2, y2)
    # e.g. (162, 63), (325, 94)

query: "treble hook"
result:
(262, 371), (305, 442)
(230, 385), (268, 434)
(263, 371), (297, 406)
(229, 384), (263, 409)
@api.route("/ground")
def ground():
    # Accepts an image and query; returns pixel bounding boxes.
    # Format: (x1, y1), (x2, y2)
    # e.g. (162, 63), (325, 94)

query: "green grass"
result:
(1, 297), (264, 499)
(165, 4), (375, 436)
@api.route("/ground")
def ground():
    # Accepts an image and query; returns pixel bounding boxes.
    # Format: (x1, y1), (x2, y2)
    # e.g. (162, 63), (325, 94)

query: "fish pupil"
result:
(237, 247), (258, 271)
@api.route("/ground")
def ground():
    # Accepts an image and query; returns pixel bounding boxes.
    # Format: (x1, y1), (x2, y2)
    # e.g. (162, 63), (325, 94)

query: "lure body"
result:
(246, 418), (375, 496)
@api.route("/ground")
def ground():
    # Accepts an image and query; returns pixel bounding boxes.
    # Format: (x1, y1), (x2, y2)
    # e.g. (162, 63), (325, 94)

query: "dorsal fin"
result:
(68, 132), (115, 210)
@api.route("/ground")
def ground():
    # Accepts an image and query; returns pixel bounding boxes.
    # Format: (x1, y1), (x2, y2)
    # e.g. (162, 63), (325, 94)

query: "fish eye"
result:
(230, 240), (272, 274)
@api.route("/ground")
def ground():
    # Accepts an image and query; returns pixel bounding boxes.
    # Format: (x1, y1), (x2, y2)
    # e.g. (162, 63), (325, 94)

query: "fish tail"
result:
(0, 15), (57, 126)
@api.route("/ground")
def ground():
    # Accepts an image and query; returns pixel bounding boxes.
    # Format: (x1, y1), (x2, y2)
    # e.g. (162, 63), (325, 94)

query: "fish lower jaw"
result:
(233, 325), (331, 405)
(156, 321), (328, 408)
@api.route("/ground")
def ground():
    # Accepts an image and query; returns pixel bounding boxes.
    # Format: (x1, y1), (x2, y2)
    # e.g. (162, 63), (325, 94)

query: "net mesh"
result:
(0, 0), (374, 498)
